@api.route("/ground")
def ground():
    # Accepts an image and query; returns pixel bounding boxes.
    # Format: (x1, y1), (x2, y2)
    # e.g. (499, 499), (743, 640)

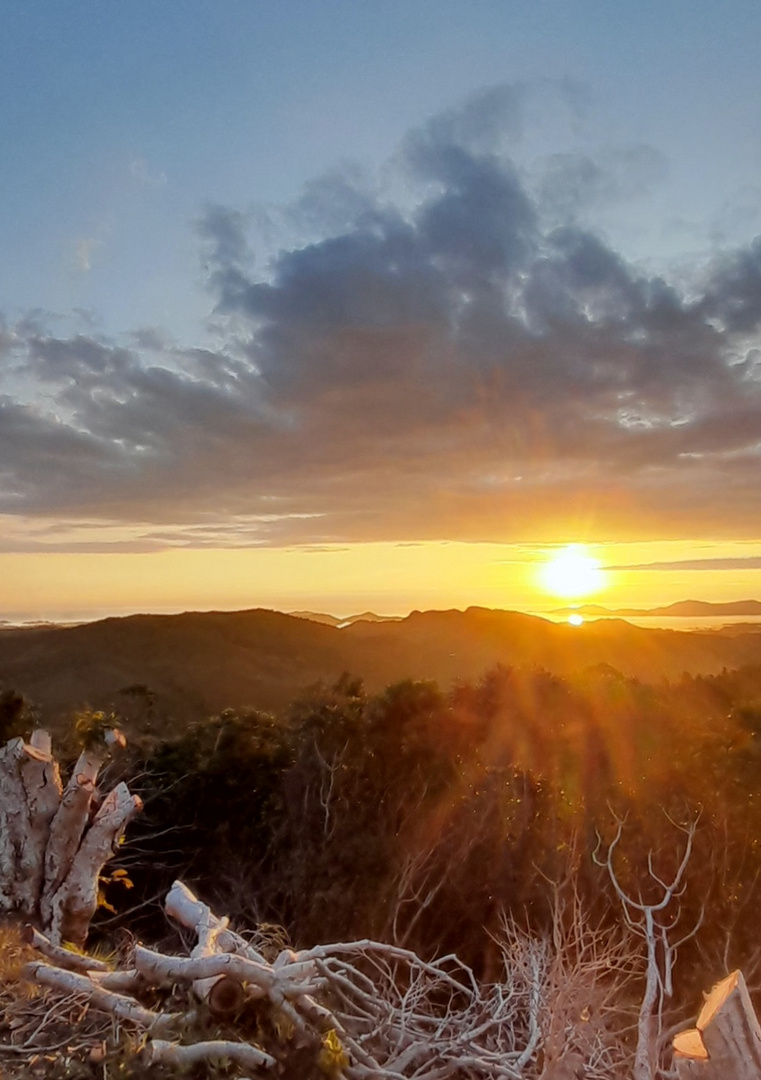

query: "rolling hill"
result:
(4, 606), (761, 731)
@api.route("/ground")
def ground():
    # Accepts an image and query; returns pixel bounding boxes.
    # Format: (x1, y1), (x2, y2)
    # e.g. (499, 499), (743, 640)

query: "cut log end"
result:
(22, 744), (52, 763)
(696, 970), (742, 1031)
(29, 731), (52, 756)
(673, 1027), (708, 1061)
(207, 974), (246, 1018)
(673, 968), (761, 1077)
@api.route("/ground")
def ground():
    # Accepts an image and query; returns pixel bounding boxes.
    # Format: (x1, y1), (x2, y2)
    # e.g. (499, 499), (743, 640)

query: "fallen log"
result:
(164, 879), (250, 1017)
(145, 1037), (276, 1071)
(673, 970), (761, 1078)
(23, 960), (177, 1032)
(20, 925), (110, 973)
(133, 943), (276, 993)
(165, 879), (267, 961)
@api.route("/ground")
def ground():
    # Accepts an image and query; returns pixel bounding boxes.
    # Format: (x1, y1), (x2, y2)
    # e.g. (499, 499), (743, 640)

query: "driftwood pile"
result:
(18, 880), (555, 1078)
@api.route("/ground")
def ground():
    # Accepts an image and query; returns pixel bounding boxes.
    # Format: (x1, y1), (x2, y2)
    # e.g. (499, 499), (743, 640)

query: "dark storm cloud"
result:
(701, 237), (761, 334)
(4, 82), (761, 551)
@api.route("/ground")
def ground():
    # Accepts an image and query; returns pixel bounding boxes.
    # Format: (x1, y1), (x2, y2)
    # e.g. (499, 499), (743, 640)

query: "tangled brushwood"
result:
(2, 880), (640, 1080)
(0, 725), (645, 1078)
(3, 726), (758, 1078)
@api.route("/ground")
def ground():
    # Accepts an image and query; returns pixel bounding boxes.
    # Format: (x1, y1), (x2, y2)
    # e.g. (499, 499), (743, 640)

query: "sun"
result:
(538, 544), (605, 600)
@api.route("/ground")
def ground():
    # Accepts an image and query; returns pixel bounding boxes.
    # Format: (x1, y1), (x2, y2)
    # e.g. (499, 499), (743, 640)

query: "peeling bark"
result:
(0, 730), (140, 945)
(40, 747), (105, 929)
(19, 732), (63, 915)
(0, 738), (32, 911)
(50, 782), (142, 946)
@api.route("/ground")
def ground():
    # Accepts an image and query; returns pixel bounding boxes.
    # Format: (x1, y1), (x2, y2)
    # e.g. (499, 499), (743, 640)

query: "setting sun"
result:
(538, 545), (605, 600)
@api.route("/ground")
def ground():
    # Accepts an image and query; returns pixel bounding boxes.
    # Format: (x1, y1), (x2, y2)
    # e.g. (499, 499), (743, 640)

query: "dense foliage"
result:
(4, 658), (760, 1026)
(51, 659), (753, 1017)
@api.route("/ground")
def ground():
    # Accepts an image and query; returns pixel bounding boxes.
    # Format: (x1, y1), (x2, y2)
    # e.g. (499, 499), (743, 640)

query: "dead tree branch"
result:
(594, 813), (702, 1080)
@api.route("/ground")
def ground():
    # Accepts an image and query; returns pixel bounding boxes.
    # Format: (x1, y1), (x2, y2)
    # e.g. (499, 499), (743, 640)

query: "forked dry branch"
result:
(594, 813), (703, 1080)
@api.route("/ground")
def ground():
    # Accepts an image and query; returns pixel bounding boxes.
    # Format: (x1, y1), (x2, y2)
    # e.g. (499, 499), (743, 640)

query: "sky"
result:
(3, 0), (761, 620)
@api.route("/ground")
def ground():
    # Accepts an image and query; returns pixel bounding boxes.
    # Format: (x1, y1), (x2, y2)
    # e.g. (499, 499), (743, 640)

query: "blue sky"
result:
(4, 0), (761, 337)
(4, 1), (761, 615)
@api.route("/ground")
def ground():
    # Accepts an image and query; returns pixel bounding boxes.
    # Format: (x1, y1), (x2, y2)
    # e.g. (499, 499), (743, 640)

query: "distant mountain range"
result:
(552, 599), (761, 617)
(4, 605), (761, 732)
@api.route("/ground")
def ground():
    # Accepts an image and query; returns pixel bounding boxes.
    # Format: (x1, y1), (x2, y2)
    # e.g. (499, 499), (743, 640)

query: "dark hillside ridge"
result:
(3, 606), (761, 728)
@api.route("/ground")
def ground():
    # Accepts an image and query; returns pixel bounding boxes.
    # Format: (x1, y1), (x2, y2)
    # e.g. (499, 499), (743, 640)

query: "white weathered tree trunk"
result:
(0, 733), (62, 915)
(0, 729), (141, 945)
(164, 879), (256, 1017)
(40, 746), (104, 926)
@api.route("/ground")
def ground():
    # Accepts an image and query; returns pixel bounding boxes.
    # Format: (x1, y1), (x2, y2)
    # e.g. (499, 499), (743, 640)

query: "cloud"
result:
(609, 557), (761, 571)
(3, 82), (761, 552)
(701, 237), (761, 334)
(536, 144), (668, 225)
(74, 237), (102, 272)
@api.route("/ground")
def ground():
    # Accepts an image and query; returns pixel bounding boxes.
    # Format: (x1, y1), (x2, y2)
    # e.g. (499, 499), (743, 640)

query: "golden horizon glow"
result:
(2, 538), (761, 623)
(538, 544), (605, 600)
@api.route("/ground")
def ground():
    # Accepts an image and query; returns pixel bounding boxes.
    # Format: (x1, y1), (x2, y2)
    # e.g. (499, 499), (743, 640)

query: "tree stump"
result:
(673, 970), (761, 1078)
(0, 728), (141, 945)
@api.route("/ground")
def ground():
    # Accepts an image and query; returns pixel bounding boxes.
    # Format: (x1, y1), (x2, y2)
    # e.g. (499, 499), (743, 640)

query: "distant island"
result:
(551, 599), (761, 617)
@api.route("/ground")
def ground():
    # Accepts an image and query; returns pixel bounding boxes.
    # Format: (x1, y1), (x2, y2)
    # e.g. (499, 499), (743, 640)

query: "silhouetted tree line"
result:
(9, 661), (761, 1012)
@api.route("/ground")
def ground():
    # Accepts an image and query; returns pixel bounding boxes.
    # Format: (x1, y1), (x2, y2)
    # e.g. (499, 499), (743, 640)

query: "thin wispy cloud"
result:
(74, 237), (102, 272)
(609, 557), (761, 572)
